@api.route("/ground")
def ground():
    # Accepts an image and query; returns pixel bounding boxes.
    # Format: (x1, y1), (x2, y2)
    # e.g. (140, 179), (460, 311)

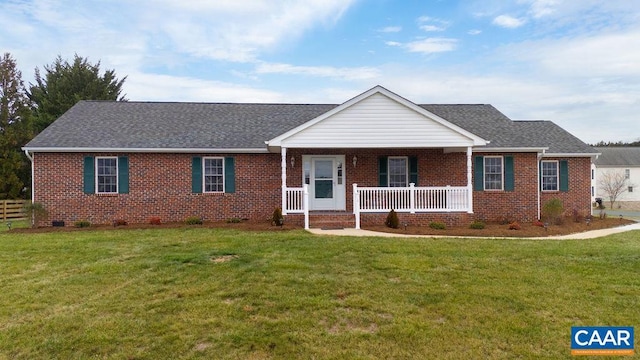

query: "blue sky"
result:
(1, 0), (639, 144)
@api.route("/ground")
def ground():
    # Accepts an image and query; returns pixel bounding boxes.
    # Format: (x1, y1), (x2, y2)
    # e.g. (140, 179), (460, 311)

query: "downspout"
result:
(24, 149), (34, 202)
(537, 150), (543, 220)
(24, 149), (35, 227)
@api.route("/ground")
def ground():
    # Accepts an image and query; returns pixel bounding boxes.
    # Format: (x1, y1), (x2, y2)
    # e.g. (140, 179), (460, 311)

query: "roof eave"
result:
(22, 147), (269, 154)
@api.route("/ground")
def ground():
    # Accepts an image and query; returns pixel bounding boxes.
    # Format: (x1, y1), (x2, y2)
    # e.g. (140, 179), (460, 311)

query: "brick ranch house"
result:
(23, 86), (598, 229)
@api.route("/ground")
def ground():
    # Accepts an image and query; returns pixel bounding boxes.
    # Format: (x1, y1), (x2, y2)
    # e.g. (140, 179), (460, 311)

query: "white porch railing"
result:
(283, 184), (309, 229)
(354, 184), (469, 213)
(353, 183), (470, 229)
(283, 183), (470, 230)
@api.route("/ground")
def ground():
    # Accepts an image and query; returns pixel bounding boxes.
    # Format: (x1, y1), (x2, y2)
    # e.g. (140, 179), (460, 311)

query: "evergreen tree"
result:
(0, 53), (32, 199)
(29, 54), (127, 133)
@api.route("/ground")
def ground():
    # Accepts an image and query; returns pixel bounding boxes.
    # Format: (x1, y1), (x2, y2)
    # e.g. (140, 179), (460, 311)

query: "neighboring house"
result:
(23, 86), (598, 228)
(593, 147), (640, 209)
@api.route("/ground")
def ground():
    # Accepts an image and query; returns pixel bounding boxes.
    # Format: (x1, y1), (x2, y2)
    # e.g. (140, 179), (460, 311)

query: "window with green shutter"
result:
(192, 156), (235, 193)
(84, 156), (129, 194)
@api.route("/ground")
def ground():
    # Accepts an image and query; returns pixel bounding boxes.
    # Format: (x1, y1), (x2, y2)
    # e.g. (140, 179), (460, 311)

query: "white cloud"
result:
(255, 63), (380, 81)
(420, 25), (445, 32)
(468, 29), (482, 35)
(417, 15), (449, 32)
(503, 30), (640, 77)
(385, 41), (403, 47)
(405, 38), (458, 54)
(493, 15), (526, 28)
(379, 26), (402, 33)
(526, 0), (558, 18)
(125, 72), (284, 103)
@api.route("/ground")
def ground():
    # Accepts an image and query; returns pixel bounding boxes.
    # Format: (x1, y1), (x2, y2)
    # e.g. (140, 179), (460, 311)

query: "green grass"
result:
(0, 220), (29, 232)
(1, 228), (639, 359)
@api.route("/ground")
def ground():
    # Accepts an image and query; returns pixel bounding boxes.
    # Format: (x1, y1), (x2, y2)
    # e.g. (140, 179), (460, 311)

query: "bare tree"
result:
(598, 170), (634, 209)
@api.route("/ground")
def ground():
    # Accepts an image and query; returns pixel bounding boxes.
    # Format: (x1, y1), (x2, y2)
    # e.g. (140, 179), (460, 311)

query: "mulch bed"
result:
(8, 217), (636, 238)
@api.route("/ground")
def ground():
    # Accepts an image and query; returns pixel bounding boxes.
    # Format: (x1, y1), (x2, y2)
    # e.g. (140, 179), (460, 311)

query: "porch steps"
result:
(308, 211), (356, 229)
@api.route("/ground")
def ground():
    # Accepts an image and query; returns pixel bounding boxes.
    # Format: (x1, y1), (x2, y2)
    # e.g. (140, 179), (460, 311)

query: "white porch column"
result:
(466, 147), (474, 214)
(303, 184), (309, 230)
(281, 147), (287, 215)
(353, 183), (361, 229)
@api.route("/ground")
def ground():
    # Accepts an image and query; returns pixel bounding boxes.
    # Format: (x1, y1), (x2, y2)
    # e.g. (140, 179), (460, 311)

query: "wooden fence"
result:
(0, 200), (28, 221)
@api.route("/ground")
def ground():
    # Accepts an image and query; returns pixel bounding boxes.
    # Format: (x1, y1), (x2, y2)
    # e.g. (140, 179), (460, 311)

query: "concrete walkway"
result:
(307, 222), (640, 240)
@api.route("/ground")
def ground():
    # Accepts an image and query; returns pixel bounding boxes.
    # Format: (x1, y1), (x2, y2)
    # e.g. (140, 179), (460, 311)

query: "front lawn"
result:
(1, 228), (639, 359)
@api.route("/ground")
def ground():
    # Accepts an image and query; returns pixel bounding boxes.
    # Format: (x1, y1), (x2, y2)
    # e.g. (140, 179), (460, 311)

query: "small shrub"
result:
(23, 202), (48, 228)
(508, 222), (521, 230)
(533, 220), (544, 227)
(469, 220), (485, 229)
(113, 219), (128, 227)
(542, 198), (564, 225)
(271, 208), (284, 226)
(185, 216), (203, 225)
(149, 217), (161, 225)
(385, 209), (399, 229)
(74, 220), (91, 228)
(226, 218), (242, 224)
(429, 221), (446, 230)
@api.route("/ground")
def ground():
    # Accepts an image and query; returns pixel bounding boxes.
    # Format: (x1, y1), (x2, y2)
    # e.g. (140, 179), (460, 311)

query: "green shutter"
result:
(378, 156), (388, 187)
(559, 160), (569, 192)
(192, 157), (202, 193)
(409, 156), (418, 185)
(118, 156), (129, 194)
(504, 156), (514, 191)
(474, 156), (484, 191)
(224, 157), (235, 193)
(83, 156), (95, 194)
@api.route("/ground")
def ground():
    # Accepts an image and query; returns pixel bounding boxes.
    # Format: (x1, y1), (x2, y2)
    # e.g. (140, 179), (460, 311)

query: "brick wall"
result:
(540, 157), (593, 220)
(33, 150), (593, 227)
(33, 152), (283, 226)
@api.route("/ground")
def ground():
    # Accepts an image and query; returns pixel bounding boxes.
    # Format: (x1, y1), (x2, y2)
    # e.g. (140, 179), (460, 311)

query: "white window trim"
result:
(203, 157), (225, 193)
(484, 156), (504, 191)
(388, 156), (409, 188)
(541, 160), (559, 192)
(95, 156), (118, 194)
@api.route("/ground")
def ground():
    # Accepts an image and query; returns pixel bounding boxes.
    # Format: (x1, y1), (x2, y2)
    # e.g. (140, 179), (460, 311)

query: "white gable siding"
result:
(280, 93), (476, 148)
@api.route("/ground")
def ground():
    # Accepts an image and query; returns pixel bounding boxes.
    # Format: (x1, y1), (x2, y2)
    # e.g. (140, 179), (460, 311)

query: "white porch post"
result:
(467, 147), (474, 213)
(281, 147), (287, 215)
(303, 184), (309, 230)
(353, 183), (361, 229)
(409, 183), (416, 214)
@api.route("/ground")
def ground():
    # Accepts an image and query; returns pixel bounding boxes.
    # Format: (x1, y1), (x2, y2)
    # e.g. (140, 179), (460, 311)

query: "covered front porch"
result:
(265, 86), (488, 229)
(280, 148), (475, 230)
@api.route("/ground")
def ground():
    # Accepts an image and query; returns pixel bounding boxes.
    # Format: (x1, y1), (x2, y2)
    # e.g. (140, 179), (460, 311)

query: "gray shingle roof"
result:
(421, 105), (597, 153)
(25, 99), (596, 154)
(593, 147), (640, 166)
(25, 101), (337, 149)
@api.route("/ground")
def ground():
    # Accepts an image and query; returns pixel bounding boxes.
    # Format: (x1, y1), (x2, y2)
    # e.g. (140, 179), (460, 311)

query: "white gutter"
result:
(542, 152), (600, 158)
(474, 147), (549, 153)
(21, 147), (269, 154)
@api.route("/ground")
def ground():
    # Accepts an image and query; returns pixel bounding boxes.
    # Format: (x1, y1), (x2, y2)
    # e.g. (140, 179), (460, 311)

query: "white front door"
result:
(305, 156), (346, 211)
